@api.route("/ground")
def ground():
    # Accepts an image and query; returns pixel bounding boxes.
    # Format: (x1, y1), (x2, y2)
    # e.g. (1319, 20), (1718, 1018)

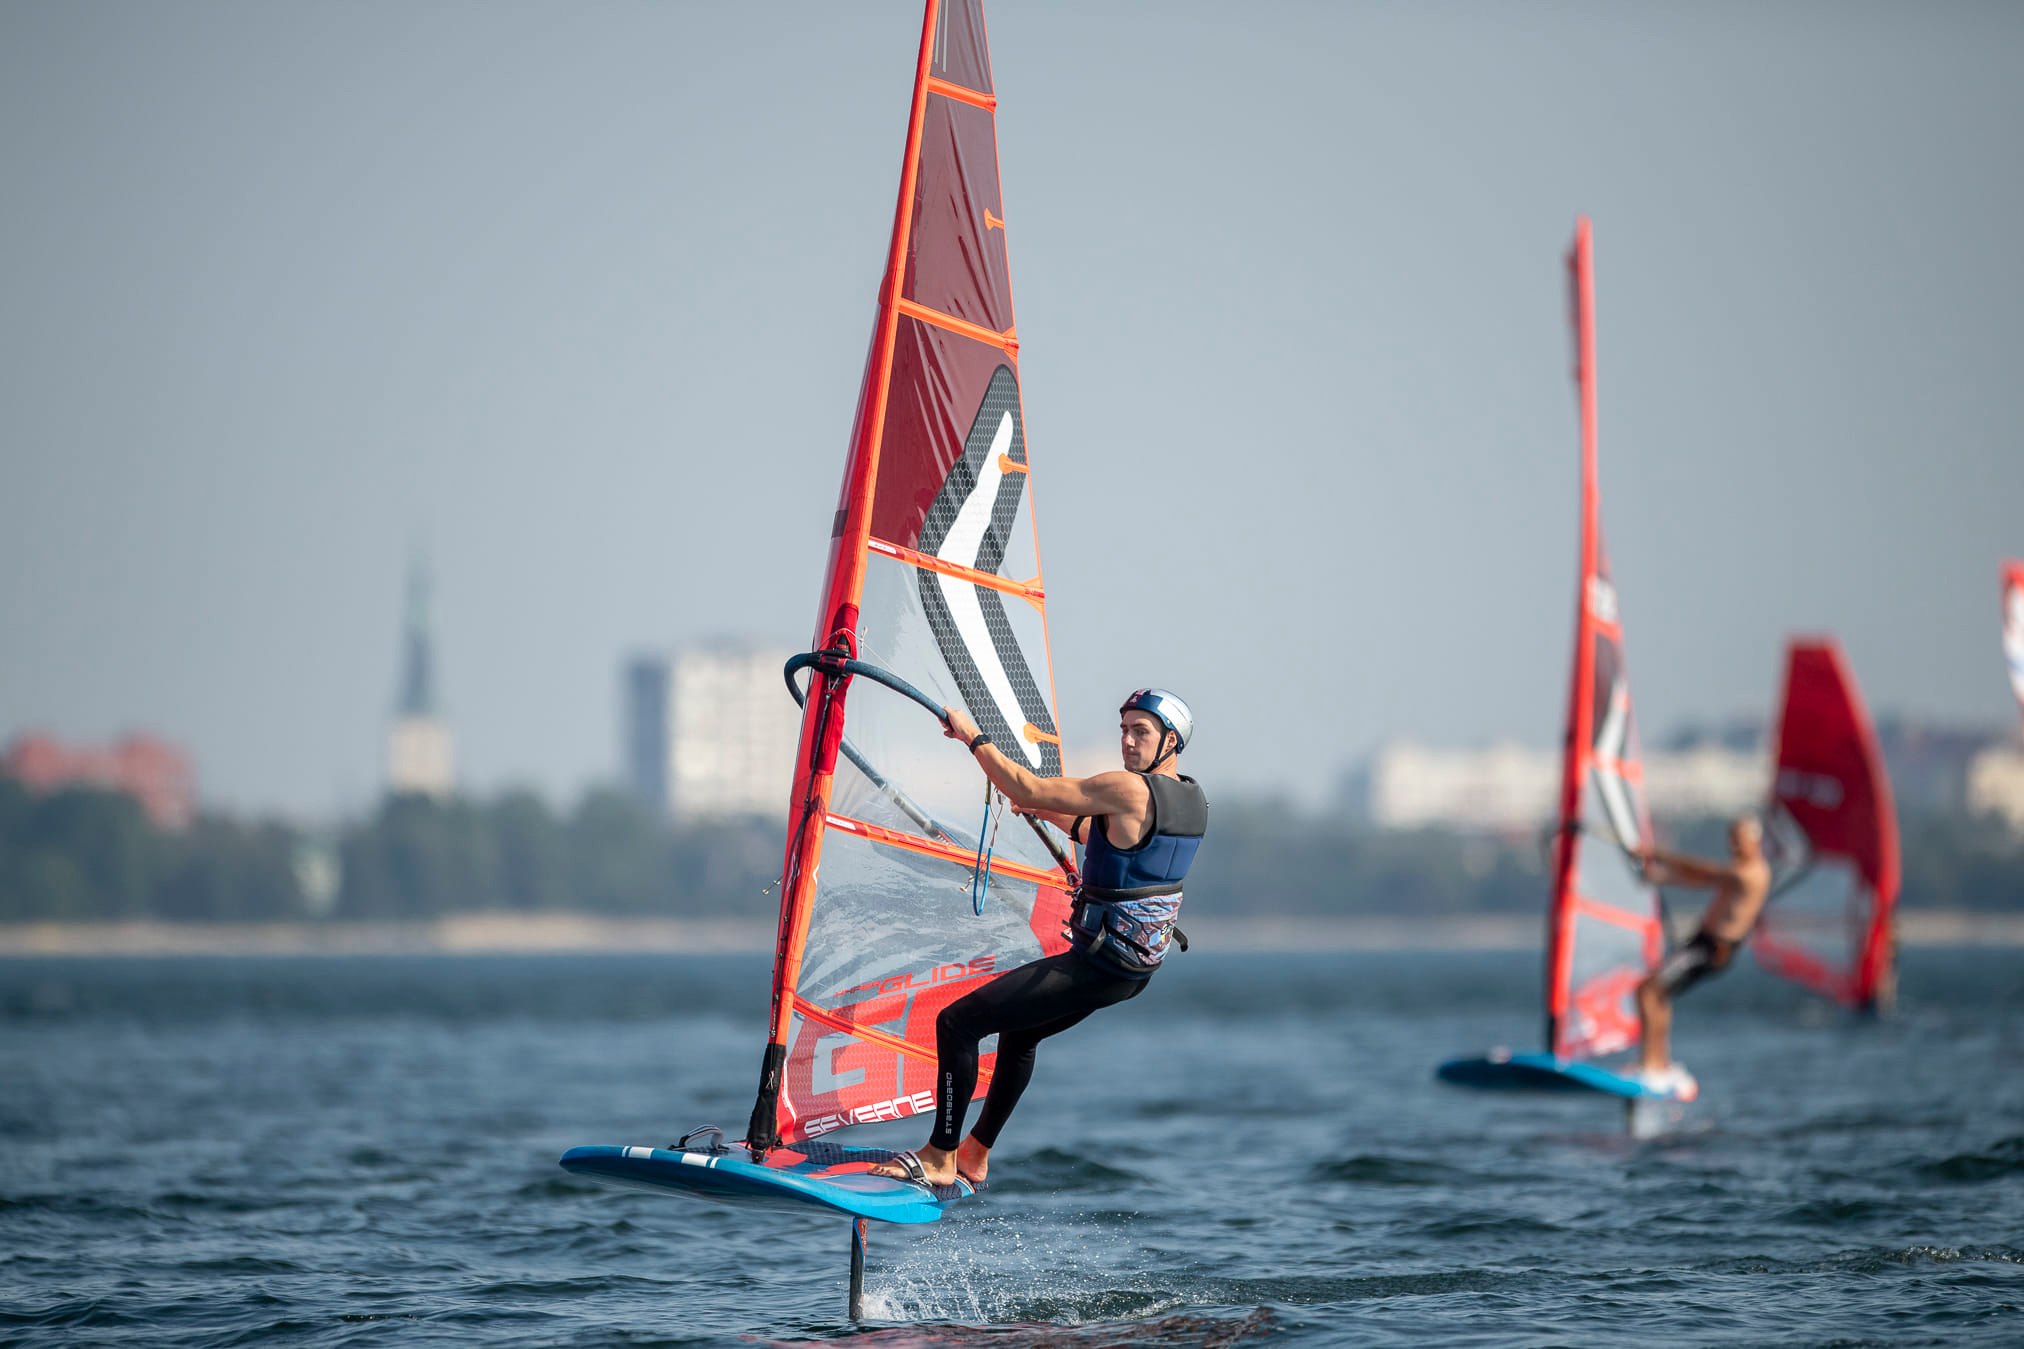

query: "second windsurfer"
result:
(869, 688), (1207, 1191)
(1631, 817), (1772, 1097)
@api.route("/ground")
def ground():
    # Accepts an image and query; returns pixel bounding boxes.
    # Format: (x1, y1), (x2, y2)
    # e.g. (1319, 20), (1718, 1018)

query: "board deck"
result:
(1436, 1050), (1691, 1101)
(559, 1141), (974, 1225)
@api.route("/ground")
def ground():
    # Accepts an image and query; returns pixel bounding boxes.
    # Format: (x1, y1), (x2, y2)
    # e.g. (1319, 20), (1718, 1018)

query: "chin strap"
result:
(1144, 731), (1180, 774)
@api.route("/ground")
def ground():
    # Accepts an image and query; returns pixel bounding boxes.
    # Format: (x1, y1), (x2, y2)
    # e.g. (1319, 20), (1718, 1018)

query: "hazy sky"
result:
(4, 1), (2021, 818)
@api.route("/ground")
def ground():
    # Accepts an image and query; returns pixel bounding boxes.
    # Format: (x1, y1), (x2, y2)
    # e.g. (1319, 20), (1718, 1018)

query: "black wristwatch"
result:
(967, 732), (991, 753)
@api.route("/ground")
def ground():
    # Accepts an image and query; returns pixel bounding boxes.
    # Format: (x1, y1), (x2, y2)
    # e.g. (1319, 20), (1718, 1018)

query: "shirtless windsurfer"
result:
(1631, 817), (1772, 1097)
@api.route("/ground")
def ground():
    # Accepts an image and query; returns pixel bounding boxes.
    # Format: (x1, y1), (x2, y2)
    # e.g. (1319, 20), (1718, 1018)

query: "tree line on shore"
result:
(2, 775), (2021, 924)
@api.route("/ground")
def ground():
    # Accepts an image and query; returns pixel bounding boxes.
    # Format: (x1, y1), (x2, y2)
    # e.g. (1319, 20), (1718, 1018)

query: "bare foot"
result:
(867, 1144), (958, 1187)
(956, 1136), (991, 1187)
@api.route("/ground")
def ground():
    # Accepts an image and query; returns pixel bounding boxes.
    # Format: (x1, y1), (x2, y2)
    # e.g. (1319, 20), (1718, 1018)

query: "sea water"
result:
(3, 949), (2019, 1345)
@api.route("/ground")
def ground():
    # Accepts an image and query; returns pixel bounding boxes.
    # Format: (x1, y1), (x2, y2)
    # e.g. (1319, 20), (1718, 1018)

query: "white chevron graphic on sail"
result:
(932, 411), (1040, 766)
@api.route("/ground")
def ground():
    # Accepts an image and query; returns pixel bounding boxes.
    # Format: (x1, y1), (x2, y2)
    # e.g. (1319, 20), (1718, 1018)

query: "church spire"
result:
(396, 555), (437, 718)
(386, 549), (454, 798)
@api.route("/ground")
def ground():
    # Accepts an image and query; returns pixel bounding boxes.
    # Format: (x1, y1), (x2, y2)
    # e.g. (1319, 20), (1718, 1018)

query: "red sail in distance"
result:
(2003, 561), (2024, 728)
(1542, 217), (1666, 1063)
(1757, 638), (1899, 1011)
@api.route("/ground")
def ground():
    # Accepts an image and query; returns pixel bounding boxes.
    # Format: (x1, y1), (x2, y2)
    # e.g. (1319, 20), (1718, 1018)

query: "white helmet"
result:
(1121, 688), (1194, 764)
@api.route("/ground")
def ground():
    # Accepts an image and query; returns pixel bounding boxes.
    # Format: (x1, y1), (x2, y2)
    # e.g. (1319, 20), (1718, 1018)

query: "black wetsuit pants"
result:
(928, 949), (1149, 1152)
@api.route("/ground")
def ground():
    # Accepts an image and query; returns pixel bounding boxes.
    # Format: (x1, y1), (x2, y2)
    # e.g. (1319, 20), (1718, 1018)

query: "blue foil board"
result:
(1435, 1050), (1685, 1100)
(559, 1141), (973, 1225)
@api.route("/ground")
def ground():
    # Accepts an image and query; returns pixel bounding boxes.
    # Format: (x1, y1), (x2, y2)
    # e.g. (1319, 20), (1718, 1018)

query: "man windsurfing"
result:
(1631, 816), (1772, 1097)
(868, 688), (1207, 1190)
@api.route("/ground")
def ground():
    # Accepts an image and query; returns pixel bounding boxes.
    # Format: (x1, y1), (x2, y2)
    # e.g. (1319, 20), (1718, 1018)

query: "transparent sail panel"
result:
(996, 483), (1040, 588)
(798, 827), (1056, 1011)
(1575, 780), (1651, 916)
(1559, 755), (1662, 1060)
(1562, 907), (1645, 1059)
(780, 827), (1065, 1143)
(1754, 858), (1872, 1004)
(844, 554), (1061, 873)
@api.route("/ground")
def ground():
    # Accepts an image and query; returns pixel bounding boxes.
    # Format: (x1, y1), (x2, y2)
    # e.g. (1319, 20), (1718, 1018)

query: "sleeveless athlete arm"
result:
(1645, 849), (1734, 890)
(968, 745), (1146, 819)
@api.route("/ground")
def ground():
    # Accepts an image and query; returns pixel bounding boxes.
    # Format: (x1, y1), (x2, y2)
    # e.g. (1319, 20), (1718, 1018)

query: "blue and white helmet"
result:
(1120, 687), (1194, 755)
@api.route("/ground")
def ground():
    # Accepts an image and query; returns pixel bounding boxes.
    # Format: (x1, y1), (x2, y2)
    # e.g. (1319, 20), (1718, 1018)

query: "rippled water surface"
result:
(4, 949), (2021, 1345)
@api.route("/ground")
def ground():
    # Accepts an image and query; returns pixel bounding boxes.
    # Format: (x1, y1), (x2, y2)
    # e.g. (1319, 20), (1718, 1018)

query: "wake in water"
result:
(770, 1307), (1276, 1348)
(856, 1211), (1191, 1327)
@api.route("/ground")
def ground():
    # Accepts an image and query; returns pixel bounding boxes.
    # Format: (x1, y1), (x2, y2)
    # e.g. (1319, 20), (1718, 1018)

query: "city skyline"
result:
(4, 2), (2022, 817)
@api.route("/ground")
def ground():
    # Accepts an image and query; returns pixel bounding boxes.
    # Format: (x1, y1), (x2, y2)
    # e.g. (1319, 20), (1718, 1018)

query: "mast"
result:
(1544, 216), (1600, 1056)
(747, 0), (946, 1153)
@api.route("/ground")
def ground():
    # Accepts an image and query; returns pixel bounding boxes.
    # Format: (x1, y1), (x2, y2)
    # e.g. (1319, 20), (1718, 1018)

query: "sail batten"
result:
(926, 75), (997, 109)
(896, 297), (1018, 349)
(751, 0), (1070, 1153)
(826, 812), (1065, 888)
(1543, 218), (1666, 1064)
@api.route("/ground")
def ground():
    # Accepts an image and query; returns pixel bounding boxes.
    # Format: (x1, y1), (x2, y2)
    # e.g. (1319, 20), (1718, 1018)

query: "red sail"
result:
(2004, 561), (2024, 726)
(1542, 218), (1667, 1062)
(750, 0), (1072, 1152)
(1757, 638), (1900, 1010)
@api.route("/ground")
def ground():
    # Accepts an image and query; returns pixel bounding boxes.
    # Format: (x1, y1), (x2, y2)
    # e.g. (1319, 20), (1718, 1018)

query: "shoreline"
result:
(3, 911), (2022, 957)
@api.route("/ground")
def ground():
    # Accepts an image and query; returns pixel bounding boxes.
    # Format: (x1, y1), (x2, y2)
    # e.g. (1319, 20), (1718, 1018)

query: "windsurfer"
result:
(869, 689), (1207, 1190)
(1631, 817), (1772, 1094)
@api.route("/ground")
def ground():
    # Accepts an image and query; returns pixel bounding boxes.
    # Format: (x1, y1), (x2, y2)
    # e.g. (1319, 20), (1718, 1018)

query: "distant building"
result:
(1966, 746), (2024, 831)
(622, 643), (800, 822)
(1348, 720), (2019, 832)
(2, 732), (198, 831)
(1347, 739), (1766, 832)
(386, 555), (454, 798)
(1873, 721), (1995, 817)
(621, 657), (672, 814)
(1642, 745), (1771, 820)
(1347, 742), (1561, 833)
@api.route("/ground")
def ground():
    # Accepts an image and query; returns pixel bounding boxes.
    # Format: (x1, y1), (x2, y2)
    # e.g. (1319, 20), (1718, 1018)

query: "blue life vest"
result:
(1071, 772), (1207, 977)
